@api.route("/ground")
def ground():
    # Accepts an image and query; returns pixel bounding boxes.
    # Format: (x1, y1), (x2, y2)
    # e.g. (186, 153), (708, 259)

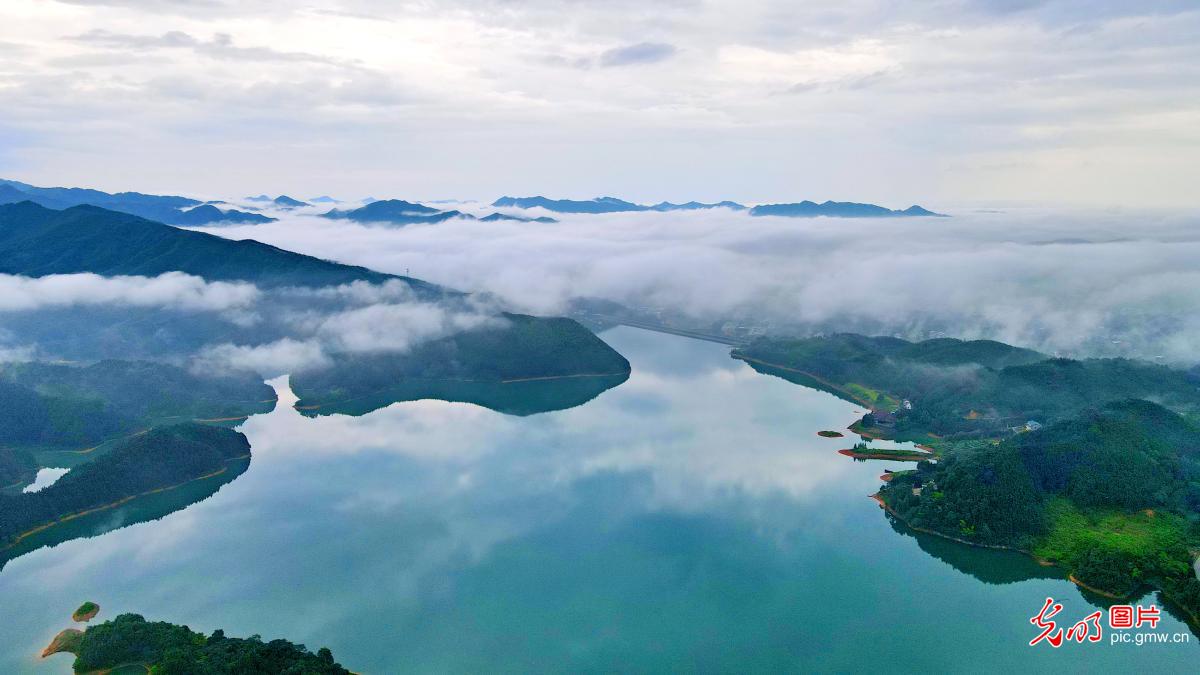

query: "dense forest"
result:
(291, 314), (632, 411)
(67, 613), (351, 674)
(0, 360), (274, 451)
(735, 334), (1200, 440)
(0, 424), (250, 548)
(0, 447), (36, 486)
(880, 400), (1200, 616)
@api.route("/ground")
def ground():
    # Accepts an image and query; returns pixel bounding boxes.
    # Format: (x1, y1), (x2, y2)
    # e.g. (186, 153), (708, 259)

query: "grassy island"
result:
(817, 430), (844, 438)
(72, 602), (99, 622)
(43, 611), (351, 674)
(838, 443), (932, 462)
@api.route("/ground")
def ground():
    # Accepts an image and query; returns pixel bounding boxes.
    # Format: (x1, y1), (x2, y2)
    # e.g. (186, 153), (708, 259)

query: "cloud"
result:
(309, 303), (501, 353)
(196, 338), (330, 377)
(0, 2), (1197, 206)
(598, 42), (677, 67)
(0, 272), (259, 312)
(69, 29), (353, 66)
(193, 206), (1200, 364)
(185, 279), (504, 375)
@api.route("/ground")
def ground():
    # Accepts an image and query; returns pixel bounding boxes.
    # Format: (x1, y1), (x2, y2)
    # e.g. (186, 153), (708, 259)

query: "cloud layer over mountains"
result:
(0, 273), (500, 375)
(194, 205), (1200, 364)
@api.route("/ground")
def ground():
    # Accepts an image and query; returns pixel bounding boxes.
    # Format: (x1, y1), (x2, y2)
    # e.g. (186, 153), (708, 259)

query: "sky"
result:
(1, 0), (1199, 208)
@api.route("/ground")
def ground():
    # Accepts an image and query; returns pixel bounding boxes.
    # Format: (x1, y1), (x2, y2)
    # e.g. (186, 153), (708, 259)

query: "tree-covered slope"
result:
(0, 424), (250, 548)
(0, 360), (275, 451)
(62, 612), (351, 674)
(735, 334), (1200, 440)
(0, 178), (201, 224)
(880, 400), (1200, 614)
(0, 447), (37, 487)
(0, 201), (438, 291)
(291, 314), (631, 414)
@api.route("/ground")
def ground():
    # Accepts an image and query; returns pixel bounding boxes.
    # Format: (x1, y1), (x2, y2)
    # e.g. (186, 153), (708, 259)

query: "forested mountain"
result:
(0, 201), (439, 292)
(322, 199), (466, 224)
(881, 400), (1200, 616)
(0, 424), (250, 548)
(63, 613), (351, 674)
(748, 201), (943, 217)
(0, 179), (201, 224)
(291, 314), (631, 415)
(492, 196), (652, 213)
(0, 360), (275, 451)
(323, 199), (560, 225)
(479, 212), (559, 223)
(176, 204), (276, 225)
(735, 334), (1200, 440)
(273, 195), (309, 208)
(491, 195), (941, 216)
(0, 448), (36, 487)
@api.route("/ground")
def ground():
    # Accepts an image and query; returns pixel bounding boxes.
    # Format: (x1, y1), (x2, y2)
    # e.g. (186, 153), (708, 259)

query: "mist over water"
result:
(195, 205), (1200, 363)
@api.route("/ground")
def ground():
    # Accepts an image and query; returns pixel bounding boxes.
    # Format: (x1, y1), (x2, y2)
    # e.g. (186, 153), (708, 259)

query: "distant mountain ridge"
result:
(0, 201), (439, 292)
(0, 179), (270, 226)
(177, 204), (276, 225)
(323, 199), (558, 225)
(749, 201), (943, 218)
(492, 195), (943, 217)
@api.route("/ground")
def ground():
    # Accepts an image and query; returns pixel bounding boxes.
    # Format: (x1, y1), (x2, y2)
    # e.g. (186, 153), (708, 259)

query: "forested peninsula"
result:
(735, 334), (1200, 624)
(0, 424), (251, 551)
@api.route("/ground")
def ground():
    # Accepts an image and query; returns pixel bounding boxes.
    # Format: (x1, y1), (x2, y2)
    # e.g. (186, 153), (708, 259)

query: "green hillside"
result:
(64, 613), (350, 674)
(0, 424), (250, 549)
(735, 334), (1200, 440)
(880, 400), (1200, 615)
(0, 360), (276, 452)
(291, 314), (631, 414)
(0, 201), (439, 292)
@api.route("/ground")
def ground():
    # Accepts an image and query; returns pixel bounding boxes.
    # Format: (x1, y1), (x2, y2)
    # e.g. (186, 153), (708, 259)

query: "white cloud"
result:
(0, 1), (1197, 206)
(194, 207), (1200, 364)
(0, 272), (259, 312)
(196, 337), (329, 376)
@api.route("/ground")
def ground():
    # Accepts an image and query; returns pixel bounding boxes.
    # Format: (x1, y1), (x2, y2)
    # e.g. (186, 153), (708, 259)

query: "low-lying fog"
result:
(190, 202), (1200, 365)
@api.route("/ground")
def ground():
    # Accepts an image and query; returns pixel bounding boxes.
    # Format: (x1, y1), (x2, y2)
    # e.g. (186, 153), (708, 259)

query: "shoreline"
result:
(838, 448), (930, 462)
(1, 455), (248, 552)
(731, 355), (877, 408)
(868, 491), (1200, 613)
(295, 371), (630, 412)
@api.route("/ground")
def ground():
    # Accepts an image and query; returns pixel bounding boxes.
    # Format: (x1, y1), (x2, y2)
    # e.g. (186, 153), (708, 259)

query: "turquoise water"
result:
(1, 327), (1194, 672)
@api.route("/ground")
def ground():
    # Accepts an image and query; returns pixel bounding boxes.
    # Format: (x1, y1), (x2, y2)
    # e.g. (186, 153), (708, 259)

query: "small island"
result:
(838, 442), (932, 462)
(72, 602), (99, 623)
(817, 430), (844, 438)
(43, 610), (352, 674)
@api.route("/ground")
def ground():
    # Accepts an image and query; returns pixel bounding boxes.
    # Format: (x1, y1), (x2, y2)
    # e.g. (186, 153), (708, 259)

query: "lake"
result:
(1, 327), (1195, 672)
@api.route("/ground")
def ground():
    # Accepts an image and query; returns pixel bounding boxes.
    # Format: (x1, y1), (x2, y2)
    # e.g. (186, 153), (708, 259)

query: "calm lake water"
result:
(1, 327), (1195, 673)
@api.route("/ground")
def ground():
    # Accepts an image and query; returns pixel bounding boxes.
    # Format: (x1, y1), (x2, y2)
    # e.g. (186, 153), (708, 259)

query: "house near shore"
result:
(869, 410), (897, 427)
